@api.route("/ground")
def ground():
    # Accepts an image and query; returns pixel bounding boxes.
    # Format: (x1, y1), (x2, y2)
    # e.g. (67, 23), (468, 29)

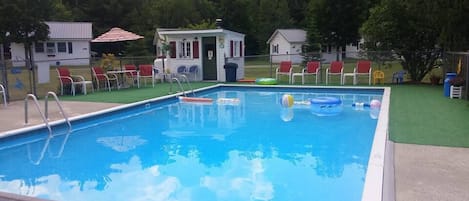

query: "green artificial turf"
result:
(59, 82), (217, 103)
(389, 84), (469, 147)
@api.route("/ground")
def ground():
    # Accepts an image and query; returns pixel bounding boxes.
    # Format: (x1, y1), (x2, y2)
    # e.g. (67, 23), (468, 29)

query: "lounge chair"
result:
(354, 60), (372, 85)
(373, 70), (385, 85)
(326, 61), (344, 85)
(138, 64), (155, 88)
(92, 66), (118, 91)
(187, 65), (199, 81)
(56, 67), (93, 95)
(275, 61), (293, 84)
(392, 70), (406, 84)
(176, 65), (188, 78)
(124, 64), (138, 86)
(293, 61), (321, 84)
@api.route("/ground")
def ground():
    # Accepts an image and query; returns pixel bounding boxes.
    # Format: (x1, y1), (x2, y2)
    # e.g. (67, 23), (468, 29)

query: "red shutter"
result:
(169, 41), (176, 58)
(193, 41), (199, 58)
(230, 40), (233, 57)
(240, 41), (243, 57)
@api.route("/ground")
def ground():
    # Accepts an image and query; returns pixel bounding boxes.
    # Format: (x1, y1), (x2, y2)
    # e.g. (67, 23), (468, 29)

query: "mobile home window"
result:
(46, 42), (56, 54)
(35, 42), (44, 53)
(178, 40), (191, 59)
(57, 42), (66, 53)
(68, 42), (73, 54)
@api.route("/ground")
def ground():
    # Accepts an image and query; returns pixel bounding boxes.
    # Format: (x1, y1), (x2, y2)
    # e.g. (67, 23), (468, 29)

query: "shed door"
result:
(202, 37), (217, 80)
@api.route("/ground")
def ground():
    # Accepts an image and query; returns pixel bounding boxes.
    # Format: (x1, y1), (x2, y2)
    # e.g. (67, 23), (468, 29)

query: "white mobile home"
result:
(10, 21), (92, 67)
(154, 28), (245, 82)
(267, 29), (306, 64)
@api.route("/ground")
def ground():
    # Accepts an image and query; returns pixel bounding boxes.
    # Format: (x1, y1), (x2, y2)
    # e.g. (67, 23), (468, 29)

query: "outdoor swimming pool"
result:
(0, 85), (390, 201)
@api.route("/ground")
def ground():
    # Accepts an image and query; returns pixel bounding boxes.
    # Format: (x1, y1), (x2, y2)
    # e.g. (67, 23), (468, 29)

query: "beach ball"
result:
(370, 99), (381, 109)
(369, 108), (380, 119)
(281, 108), (294, 122)
(281, 94), (294, 108)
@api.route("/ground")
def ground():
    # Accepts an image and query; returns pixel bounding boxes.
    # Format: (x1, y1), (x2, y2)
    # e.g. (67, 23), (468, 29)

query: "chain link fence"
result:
(2, 50), (465, 102)
(443, 52), (468, 99)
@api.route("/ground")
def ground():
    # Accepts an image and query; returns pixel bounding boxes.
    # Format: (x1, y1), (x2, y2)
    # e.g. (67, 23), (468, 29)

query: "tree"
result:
(307, 0), (372, 60)
(217, 0), (256, 54)
(360, 0), (441, 82)
(4, 0), (51, 95)
(432, 0), (469, 51)
(254, 0), (292, 54)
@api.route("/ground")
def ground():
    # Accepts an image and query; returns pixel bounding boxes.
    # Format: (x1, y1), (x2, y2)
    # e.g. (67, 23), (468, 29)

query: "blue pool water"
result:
(0, 86), (383, 201)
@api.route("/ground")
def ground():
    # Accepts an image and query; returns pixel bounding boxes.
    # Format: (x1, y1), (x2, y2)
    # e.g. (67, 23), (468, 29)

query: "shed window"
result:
(178, 40), (191, 59)
(233, 41), (240, 57)
(230, 40), (243, 58)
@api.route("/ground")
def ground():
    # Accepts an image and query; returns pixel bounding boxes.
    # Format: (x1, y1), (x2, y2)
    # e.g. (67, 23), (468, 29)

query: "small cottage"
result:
(267, 29), (363, 64)
(154, 28), (245, 82)
(10, 21), (93, 67)
(267, 29), (307, 64)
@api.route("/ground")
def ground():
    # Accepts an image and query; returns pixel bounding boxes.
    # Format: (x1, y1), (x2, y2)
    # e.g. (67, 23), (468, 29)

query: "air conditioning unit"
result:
(47, 47), (55, 54)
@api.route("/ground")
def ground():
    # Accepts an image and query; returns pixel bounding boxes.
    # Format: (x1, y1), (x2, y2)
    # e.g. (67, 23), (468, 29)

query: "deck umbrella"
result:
(91, 27), (144, 71)
(92, 27), (143, 43)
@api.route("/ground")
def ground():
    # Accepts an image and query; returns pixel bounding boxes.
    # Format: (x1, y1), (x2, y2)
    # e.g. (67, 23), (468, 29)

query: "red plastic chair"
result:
(56, 67), (92, 95)
(354, 60), (372, 85)
(302, 61), (321, 84)
(92, 66), (118, 91)
(275, 61), (293, 84)
(138, 64), (155, 88)
(124, 64), (138, 86)
(326, 61), (344, 85)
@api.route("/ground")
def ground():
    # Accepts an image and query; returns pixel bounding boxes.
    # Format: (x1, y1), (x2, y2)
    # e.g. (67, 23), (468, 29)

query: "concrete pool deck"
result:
(1, 100), (469, 201)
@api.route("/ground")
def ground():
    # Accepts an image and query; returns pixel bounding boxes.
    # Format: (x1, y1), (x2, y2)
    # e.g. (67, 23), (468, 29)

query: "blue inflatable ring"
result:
(310, 97), (343, 116)
(310, 97), (342, 105)
(255, 78), (277, 85)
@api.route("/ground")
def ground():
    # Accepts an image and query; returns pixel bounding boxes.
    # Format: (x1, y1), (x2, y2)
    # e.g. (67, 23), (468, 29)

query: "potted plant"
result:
(449, 76), (465, 87)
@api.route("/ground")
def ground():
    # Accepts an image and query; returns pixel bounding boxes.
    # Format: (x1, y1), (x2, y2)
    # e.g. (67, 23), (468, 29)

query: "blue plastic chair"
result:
(392, 70), (406, 84)
(187, 65), (199, 81)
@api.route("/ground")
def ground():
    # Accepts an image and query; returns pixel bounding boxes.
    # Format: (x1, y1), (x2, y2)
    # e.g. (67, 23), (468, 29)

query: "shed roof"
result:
(155, 28), (244, 44)
(46, 21), (93, 40)
(266, 29), (306, 44)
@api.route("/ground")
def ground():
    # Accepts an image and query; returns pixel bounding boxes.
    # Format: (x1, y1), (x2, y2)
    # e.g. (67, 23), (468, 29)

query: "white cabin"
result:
(154, 28), (245, 82)
(267, 29), (307, 64)
(10, 21), (92, 67)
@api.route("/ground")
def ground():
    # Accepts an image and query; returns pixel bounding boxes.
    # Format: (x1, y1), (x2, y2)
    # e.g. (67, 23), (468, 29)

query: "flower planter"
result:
(450, 85), (463, 99)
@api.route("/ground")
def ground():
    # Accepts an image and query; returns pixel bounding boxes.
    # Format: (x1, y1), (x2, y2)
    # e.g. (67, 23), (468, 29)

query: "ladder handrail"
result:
(45, 91), (71, 132)
(179, 75), (195, 96)
(27, 136), (51, 165)
(0, 84), (6, 107)
(170, 77), (186, 96)
(25, 94), (52, 135)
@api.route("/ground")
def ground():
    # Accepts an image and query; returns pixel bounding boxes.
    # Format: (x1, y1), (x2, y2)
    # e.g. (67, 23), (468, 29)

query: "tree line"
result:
(2, 0), (469, 82)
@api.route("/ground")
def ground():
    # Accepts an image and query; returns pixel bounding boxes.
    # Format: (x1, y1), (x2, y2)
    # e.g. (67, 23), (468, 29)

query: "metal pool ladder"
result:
(24, 92), (71, 135)
(170, 75), (195, 96)
(45, 91), (71, 132)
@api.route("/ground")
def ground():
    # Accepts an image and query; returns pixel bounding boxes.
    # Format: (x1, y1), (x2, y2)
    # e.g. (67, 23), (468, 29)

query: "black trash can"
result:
(224, 62), (238, 82)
